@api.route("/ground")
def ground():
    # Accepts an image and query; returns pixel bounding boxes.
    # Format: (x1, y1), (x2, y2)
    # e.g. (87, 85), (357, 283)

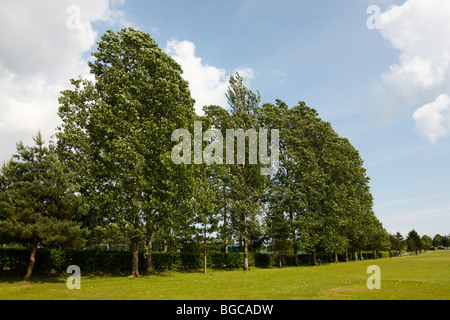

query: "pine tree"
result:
(0, 132), (88, 282)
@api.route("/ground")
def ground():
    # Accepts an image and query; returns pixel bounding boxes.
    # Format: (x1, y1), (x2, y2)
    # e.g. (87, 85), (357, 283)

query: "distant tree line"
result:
(389, 230), (450, 256)
(1, 28), (447, 281)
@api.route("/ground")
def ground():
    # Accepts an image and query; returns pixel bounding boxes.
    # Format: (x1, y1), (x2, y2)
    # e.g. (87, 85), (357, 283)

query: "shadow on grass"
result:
(0, 271), (66, 284)
(0, 269), (181, 283)
(0, 265), (317, 284)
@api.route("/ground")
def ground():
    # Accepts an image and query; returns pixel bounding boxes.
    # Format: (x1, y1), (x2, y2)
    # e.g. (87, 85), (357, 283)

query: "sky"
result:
(0, 0), (449, 238)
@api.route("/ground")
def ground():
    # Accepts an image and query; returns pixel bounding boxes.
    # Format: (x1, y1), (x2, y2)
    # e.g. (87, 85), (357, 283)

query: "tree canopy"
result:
(56, 28), (198, 276)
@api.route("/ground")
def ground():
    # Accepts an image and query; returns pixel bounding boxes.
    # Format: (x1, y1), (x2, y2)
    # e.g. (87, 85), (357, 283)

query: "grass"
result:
(0, 250), (449, 300)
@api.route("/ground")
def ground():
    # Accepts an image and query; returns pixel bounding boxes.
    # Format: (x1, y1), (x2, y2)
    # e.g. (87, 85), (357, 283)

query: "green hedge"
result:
(0, 248), (391, 274)
(0, 248), (135, 273)
(0, 248), (258, 274)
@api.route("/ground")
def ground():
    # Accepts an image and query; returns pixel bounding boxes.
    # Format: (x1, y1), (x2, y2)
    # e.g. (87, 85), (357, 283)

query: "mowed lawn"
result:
(0, 250), (449, 300)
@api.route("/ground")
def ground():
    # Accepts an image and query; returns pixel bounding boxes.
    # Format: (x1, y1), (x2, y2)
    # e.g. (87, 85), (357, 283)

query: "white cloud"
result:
(0, 0), (129, 164)
(382, 52), (449, 90)
(367, 0), (450, 140)
(413, 94), (450, 144)
(165, 39), (255, 115)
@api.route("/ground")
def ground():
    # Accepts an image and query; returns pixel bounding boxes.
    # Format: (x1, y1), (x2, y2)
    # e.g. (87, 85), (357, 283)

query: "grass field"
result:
(0, 250), (449, 300)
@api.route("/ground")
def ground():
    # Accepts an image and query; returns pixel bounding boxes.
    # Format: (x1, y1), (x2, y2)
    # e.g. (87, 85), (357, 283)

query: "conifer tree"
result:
(0, 132), (88, 282)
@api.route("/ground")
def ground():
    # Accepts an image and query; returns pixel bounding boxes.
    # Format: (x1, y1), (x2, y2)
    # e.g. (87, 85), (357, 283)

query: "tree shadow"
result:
(0, 271), (66, 284)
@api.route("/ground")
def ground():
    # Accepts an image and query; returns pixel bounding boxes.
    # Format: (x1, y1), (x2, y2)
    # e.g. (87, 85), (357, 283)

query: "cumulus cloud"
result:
(0, 0), (129, 164)
(379, 0), (450, 96)
(413, 94), (450, 144)
(367, 0), (450, 142)
(165, 39), (255, 115)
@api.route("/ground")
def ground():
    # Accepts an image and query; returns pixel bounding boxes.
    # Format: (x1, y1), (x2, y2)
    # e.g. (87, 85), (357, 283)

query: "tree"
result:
(259, 100), (377, 265)
(202, 105), (233, 254)
(57, 28), (196, 277)
(432, 234), (444, 247)
(442, 235), (450, 248)
(0, 132), (88, 282)
(320, 136), (370, 263)
(259, 100), (302, 265)
(421, 235), (433, 250)
(406, 229), (422, 254)
(265, 197), (291, 268)
(188, 116), (224, 273)
(261, 101), (327, 266)
(389, 232), (404, 253)
(366, 220), (390, 259)
(228, 74), (268, 271)
(204, 73), (267, 271)
(192, 169), (221, 274)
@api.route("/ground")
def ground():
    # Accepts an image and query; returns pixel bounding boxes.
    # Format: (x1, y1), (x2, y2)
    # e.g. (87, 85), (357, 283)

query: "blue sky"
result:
(1, 0), (449, 237)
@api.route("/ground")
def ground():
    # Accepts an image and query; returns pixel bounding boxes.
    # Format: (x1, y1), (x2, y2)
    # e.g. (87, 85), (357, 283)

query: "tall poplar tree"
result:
(260, 100), (379, 265)
(204, 73), (267, 271)
(57, 28), (196, 277)
(227, 74), (268, 271)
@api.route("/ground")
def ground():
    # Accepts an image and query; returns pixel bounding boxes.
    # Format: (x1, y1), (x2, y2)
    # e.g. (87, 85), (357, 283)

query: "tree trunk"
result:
(345, 248), (349, 262)
(146, 236), (153, 274)
(293, 244), (299, 266)
(203, 223), (207, 274)
(243, 238), (249, 271)
(24, 239), (38, 282)
(278, 253), (282, 268)
(312, 252), (318, 266)
(334, 251), (339, 263)
(203, 248), (207, 274)
(359, 250), (363, 261)
(223, 184), (228, 254)
(130, 237), (140, 277)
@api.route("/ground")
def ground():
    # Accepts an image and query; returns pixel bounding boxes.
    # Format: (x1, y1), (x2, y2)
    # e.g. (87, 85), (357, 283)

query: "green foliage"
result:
(0, 248), (259, 273)
(56, 28), (197, 276)
(259, 100), (379, 263)
(203, 73), (267, 270)
(0, 132), (88, 248)
(0, 132), (89, 281)
(0, 27), (419, 279)
(406, 229), (423, 253)
(421, 235), (433, 250)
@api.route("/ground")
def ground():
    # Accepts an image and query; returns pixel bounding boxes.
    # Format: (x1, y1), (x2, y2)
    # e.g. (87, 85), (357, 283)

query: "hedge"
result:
(0, 248), (257, 274)
(0, 247), (390, 274)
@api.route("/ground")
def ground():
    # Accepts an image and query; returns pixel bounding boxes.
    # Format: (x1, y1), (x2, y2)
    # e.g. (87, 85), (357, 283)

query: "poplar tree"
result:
(57, 28), (196, 277)
(260, 100), (379, 265)
(202, 105), (233, 253)
(228, 74), (268, 271)
(204, 73), (267, 271)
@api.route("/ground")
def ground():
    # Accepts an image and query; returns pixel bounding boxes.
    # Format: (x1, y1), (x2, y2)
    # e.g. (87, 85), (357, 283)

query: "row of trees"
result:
(0, 28), (433, 282)
(389, 230), (450, 255)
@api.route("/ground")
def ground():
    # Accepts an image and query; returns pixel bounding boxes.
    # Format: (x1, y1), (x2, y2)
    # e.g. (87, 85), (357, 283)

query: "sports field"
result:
(0, 250), (448, 300)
